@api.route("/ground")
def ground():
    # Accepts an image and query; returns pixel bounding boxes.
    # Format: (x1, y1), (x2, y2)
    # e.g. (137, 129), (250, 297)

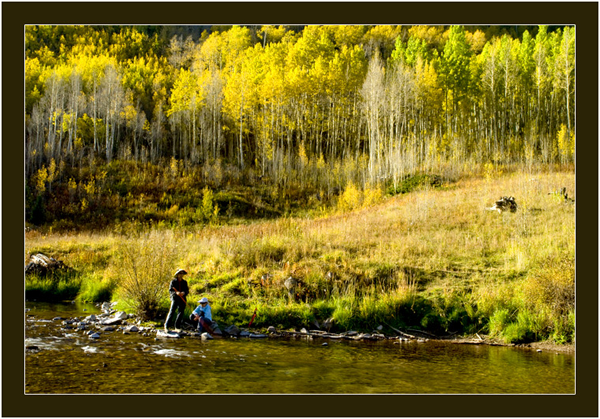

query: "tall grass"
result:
(26, 273), (82, 302)
(25, 169), (575, 343)
(76, 272), (117, 303)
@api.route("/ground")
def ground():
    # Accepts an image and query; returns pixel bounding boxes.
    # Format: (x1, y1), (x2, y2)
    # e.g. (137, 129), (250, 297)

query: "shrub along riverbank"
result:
(25, 168), (574, 345)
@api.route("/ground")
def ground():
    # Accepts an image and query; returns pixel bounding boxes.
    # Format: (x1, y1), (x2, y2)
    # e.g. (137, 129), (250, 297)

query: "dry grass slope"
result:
(26, 170), (575, 343)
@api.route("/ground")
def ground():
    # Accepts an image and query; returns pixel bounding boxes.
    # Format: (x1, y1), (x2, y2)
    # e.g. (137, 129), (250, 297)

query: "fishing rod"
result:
(198, 316), (215, 335)
(248, 307), (257, 327)
(172, 287), (189, 306)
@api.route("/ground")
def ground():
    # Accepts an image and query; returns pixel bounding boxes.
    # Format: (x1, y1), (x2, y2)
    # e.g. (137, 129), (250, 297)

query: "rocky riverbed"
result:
(26, 301), (572, 354)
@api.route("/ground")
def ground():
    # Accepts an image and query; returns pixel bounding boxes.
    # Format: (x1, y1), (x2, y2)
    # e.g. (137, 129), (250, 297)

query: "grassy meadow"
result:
(25, 167), (575, 345)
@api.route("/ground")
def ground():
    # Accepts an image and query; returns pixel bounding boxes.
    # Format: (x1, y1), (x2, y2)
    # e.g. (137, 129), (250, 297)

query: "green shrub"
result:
(522, 254), (574, 340)
(113, 230), (181, 319)
(200, 187), (220, 225)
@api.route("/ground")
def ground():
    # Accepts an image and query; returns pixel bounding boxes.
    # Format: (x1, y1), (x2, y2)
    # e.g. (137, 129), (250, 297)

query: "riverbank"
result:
(445, 334), (575, 354)
(26, 170), (575, 346)
(25, 303), (575, 359)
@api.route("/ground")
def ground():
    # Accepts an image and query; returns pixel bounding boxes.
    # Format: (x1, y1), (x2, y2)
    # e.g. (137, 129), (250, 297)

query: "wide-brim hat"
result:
(174, 269), (188, 276)
(198, 297), (209, 304)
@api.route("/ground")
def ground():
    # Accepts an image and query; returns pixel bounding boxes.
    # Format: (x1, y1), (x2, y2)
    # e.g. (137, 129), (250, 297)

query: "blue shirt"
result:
(192, 304), (212, 321)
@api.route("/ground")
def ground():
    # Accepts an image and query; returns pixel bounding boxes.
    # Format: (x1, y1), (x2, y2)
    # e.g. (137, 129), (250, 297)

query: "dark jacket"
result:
(169, 278), (189, 302)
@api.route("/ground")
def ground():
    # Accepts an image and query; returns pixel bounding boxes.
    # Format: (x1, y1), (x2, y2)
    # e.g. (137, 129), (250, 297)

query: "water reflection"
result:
(25, 302), (574, 394)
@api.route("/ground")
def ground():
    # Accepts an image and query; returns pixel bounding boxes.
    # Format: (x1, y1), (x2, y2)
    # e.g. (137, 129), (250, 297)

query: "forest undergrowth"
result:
(25, 165), (575, 345)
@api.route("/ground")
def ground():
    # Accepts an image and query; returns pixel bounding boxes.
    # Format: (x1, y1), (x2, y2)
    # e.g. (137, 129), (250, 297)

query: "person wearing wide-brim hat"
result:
(190, 297), (214, 334)
(164, 269), (189, 332)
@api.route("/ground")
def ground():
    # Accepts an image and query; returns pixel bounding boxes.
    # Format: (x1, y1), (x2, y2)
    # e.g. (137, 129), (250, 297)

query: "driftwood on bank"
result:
(383, 322), (418, 339)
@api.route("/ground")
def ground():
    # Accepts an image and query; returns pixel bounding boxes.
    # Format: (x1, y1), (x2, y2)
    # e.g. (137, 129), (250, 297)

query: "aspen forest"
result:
(25, 24), (574, 229)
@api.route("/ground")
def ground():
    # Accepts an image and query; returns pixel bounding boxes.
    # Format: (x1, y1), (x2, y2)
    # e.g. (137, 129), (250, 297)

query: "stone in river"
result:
(101, 316), (124, 326)
(224, 325), (241, 336)
(157, 330), (180, 339)
(114, 311), (128, 320)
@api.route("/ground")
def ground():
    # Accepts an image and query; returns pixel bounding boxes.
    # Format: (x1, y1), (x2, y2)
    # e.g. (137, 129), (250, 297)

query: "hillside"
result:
(25, 169), (575, 345)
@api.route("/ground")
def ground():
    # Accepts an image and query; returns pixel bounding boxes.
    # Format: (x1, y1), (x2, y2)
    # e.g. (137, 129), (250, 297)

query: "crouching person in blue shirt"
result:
(190, 297), (214, 334)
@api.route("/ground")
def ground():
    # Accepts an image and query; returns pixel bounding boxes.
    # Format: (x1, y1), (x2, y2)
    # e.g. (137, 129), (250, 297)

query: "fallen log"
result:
(383, 322), (417, 339)
(406, 329), (439, 339)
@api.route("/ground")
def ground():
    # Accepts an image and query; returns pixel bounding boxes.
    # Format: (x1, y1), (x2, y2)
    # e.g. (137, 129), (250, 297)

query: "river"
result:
(25, 301), (574, 394)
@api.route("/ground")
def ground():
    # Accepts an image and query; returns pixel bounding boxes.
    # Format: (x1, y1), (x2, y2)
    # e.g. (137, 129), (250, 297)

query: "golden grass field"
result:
(26, 168), (575, 343)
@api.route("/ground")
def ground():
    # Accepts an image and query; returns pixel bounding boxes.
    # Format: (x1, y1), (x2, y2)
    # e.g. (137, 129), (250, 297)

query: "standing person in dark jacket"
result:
(164, 268), (189, 332)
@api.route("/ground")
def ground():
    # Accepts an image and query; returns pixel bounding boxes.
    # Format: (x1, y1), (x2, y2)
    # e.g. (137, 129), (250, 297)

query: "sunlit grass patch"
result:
(24, 169), (574, 343)
(76, 272), (116, 303)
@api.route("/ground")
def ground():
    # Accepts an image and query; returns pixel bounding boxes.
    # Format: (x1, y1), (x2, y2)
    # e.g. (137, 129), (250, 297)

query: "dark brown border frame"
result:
(4, 2), (597, 417)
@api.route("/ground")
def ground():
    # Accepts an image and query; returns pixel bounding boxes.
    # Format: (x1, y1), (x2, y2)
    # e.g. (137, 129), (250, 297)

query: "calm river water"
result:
(25, 302), (574, 394)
